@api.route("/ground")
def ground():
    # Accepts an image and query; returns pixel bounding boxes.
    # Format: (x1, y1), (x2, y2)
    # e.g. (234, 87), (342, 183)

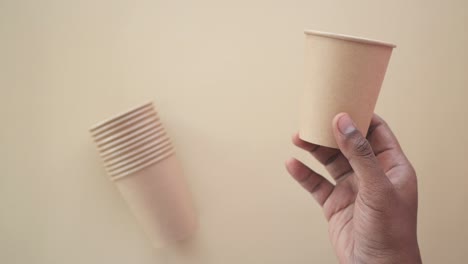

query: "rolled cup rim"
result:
(304, 29), (396, 48)
(89, 101), (154, 132)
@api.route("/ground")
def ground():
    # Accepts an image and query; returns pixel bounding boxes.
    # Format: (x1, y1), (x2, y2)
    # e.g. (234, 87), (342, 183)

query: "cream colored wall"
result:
(1, 0), (467, 263)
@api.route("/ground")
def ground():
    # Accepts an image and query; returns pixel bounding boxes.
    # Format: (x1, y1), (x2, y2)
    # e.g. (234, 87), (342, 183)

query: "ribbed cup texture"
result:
(90, 102), (175, 180)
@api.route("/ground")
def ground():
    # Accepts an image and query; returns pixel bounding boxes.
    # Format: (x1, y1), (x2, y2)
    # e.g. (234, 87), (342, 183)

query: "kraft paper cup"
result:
(90, 102), (197, 248)
(299, 30), (396, 148)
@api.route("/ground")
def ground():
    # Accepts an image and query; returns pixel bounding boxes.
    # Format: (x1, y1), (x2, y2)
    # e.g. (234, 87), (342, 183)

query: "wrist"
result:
(382, 248), (422, 264)
(355, 243), (422, 264)
(398, 240), (422, 264)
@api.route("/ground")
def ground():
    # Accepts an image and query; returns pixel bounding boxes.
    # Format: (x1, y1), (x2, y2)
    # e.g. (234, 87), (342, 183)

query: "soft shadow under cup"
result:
(90, 102), (197, 248)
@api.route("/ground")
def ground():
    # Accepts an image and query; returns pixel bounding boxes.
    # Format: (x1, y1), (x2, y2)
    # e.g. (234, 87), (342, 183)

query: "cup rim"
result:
(109, 145), (175, 179)
(304, 29), (396, 48)
(110, 148), (175, 181)
(89, 101), (154, 132)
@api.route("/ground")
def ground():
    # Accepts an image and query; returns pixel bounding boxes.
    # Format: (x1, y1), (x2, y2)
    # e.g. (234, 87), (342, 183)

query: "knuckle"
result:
(408, 164), (417, 177)
(377, 115), (388, 127)
(351, 132), (374, 158)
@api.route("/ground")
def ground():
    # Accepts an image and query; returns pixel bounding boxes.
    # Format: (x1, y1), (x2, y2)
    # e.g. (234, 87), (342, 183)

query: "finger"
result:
(285, 158), (334, 206)
(291, 132), (320, 153)
(325, 155), (354, 182)
(332, 113), (392, 190)
(292, 133), (352, 181)
(292, 133), (339, 164)
(366, 114), (410, 173)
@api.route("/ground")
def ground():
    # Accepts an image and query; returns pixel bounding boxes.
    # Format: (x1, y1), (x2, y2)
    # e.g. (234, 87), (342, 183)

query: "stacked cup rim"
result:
(90, 102), (174, 180)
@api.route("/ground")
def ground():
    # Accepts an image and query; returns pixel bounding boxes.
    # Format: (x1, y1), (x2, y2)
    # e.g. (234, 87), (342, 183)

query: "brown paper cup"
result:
(90, 102), (197, 248)
(300, 30), (396, 148)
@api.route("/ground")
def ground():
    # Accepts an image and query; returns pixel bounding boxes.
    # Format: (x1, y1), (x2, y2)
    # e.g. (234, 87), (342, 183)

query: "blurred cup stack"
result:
(90, 102), (197, 248)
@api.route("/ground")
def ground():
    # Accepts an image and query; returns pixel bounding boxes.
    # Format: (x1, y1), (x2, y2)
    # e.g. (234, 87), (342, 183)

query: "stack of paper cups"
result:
(299, 30), (396, 148)
(90, 102), (197, 247)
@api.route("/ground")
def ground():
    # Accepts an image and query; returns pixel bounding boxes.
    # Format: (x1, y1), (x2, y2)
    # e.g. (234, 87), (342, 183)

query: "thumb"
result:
(332, 113), (392, 192)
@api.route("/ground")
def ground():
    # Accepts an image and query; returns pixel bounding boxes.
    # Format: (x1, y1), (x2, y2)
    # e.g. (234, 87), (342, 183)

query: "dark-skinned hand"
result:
(286, 113), (422, 264)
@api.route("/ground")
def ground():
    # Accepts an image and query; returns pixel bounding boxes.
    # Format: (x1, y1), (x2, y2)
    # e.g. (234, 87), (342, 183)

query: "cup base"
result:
(299, 130), (339, 149)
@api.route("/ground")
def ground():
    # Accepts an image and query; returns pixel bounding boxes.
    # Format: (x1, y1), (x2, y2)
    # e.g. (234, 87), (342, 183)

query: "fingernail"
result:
(337, 114), (356, 135)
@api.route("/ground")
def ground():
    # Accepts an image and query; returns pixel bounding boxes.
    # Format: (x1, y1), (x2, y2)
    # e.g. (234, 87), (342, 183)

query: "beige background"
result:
(1, 0), (467, 263)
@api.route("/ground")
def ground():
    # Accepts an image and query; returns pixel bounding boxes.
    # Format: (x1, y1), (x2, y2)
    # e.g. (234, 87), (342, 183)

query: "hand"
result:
(286, 113), (422, 264)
